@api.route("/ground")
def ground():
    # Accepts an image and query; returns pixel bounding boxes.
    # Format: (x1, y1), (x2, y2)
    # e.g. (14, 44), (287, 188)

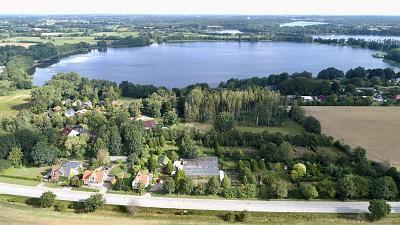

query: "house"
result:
(136, 115), (155, 122)
(286, 95), (296, 102)
(175, 157), (224, 181)
(64, 109), (75, 117)
(143, 120), (156, 129)
(72, 100), (81, 107)
(158, 155), (170, 166)
(76, 109), (88, 115)
(61, 127), (79, 137)
(52, 106), (62, 112)
(50, 161), (83, 181)
(82, 166), (116, 188)
(301, 96), (313, 102)
(132, 171), (152, 189)
(82, 169), (105, 187)
(109, 156), (128, 163)
(313, 95), (326, 102)
(82, 101), (93, 108)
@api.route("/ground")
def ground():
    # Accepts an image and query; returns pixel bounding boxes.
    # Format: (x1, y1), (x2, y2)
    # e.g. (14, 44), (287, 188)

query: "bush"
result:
(235, 210), (249, 222)
(83, 194), (105, 212)
(303, 116), (321, 134)
(69, 179), (83, 187)
(368, 199), (391, 220)
(39, 191), (56, 208)
(301, 184), (319, 200)
(54, 202), (67, 212)
(224, 212), (236, 222)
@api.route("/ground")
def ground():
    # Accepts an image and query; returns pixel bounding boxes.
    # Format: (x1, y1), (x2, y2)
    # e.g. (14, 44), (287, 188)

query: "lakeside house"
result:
(173, 157), (224, 181)
(132, 171), (152, 189)
(50, 161), (83, 181)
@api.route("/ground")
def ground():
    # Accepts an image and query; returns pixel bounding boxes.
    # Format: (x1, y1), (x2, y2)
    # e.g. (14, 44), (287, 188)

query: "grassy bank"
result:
(0, 194), (399, 225)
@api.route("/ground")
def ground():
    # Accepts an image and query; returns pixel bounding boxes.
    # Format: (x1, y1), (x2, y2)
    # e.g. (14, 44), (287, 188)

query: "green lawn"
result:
(0, 176), (39, 186)
(180, 120), (303, 135)
(71, 187), (100, 192)
(0, 90), (31, 118)
(0, 166), (50, 179)
(235, 121), (304, 135)
(3, 36), (97, 45)
(1, 195), (399, 225)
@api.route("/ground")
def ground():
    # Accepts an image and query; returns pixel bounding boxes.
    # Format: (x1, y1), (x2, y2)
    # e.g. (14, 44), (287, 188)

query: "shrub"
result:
(83, 194), (105, 212)
(369, 199), (391, 220)
(303, 116), (321, 134)
(39, 191), (56, 208)
(54, 203), (67, 212)
(235, 210), (249, 222)
(224, 212), (236, 222)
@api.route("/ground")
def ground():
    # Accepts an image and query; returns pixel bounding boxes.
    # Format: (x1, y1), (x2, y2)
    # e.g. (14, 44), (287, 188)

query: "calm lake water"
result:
(280, 21), (328, 27)
(33, 42), (398, 88)
(312, 34), (400, 41)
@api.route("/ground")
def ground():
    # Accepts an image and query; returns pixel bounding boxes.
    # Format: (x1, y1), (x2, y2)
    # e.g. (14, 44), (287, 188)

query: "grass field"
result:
(180, 120), (303, 135)
(2, 36), (97, 46)
(305, 106), (400, 167)
(0, 90), (31, 118)
(0, 166), (50, 179)
(0, 196), (399, 225)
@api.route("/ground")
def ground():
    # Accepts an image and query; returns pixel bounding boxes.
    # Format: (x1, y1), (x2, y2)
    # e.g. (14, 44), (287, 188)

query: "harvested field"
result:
(305, 106), (400, 167)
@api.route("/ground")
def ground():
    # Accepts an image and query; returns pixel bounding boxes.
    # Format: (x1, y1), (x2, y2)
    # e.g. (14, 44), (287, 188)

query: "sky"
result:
(0, 0), (398, 15)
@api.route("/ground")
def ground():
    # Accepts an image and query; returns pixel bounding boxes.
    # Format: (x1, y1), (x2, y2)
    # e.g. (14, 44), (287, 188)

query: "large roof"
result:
(182, 157), (220, 177)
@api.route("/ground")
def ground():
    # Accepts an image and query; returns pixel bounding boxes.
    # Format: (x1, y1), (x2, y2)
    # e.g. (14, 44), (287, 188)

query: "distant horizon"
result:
(0, 0), (399, 16)
(1, 14), (400, 17)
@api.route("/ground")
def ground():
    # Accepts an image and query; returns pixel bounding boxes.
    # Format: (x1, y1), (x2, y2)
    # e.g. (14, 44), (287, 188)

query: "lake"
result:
(312, 34), (400, 41)
(33, 42), (398, 88)
(280, 21), (328, 27)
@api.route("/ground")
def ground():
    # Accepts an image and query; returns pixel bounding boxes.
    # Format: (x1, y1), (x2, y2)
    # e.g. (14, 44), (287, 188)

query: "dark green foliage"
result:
(370, 176), (398, 200)
(206, 177), (221, 195)
(83, 194), (105, 212)
(214, 112), (235, 132)
(317, 179), (337, 199)
(368, 199), (391, 220)
(39, 191), (56, 208)
(303, 116), (321, 134)
(30, 142), (59, 166)
(163, 177), (176, 194)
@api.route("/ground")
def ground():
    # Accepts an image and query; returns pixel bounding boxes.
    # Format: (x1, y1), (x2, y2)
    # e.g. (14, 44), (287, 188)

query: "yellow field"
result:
(305, 106), (400, 167)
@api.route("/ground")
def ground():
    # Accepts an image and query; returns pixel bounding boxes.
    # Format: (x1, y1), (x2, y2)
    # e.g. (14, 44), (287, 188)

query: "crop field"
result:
(305, 106), (400, 167)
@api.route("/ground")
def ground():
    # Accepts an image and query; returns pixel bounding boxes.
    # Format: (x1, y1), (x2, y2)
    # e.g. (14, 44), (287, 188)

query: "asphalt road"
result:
(1, 182), (399, 213)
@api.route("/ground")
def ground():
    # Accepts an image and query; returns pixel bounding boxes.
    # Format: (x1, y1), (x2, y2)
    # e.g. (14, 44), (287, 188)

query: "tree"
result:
(178, 131), (199, 159)
(291, 163), (307, 180)
(301, 184), (319, 200)
(269, 178), (290, 199)
(96, 148), (109, 166)
(148, 156), (158, 173)
(206, 176), (221, 195)
(337, 176), (357, 199)
(214, 112), (234, 132)
(163, 177), (176, 194)
(39, 191), (56, 208)
(163, 110), (178, 126)
(166, 161), (174, 174)
(370, 176), (398, 200)
(368, 199), (391, 220)
(289, 105), (305, 123)
(303, 116), (321, 134)
(7, 147), (23, 167)
(317, 179), (337, 199)
(31, 142), (58, 166)
(83, 194), (105, 212)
